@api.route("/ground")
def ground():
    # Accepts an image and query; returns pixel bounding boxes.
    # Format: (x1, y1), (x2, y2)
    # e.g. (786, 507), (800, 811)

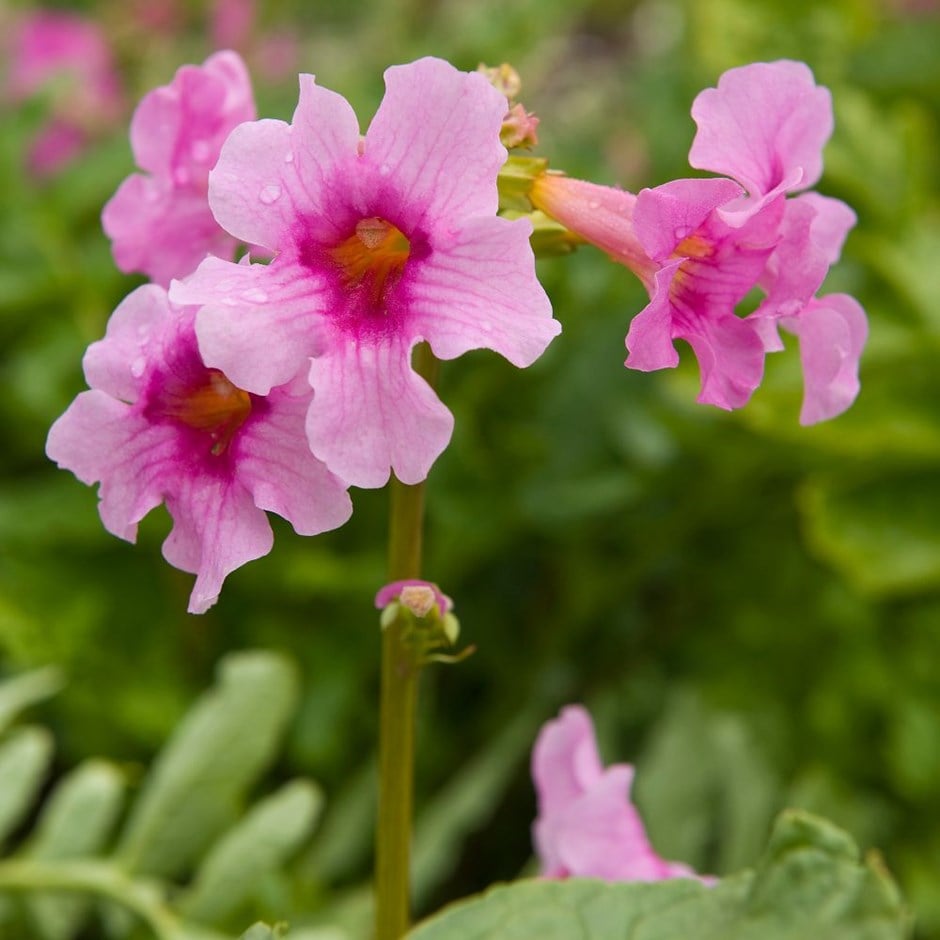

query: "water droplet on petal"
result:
(144, 187), (160, 204)
(259, 184), (282, 204)
(284, 151), (294, 164)
(173, 167), (191, 186)
(676, 226), (691, 239)
(130, 356), (146, 378)
(379, 164), (391, 177)
(244, 288), (268, 303)
(191, 140), (211, 162)
(588, 200), (600, 210)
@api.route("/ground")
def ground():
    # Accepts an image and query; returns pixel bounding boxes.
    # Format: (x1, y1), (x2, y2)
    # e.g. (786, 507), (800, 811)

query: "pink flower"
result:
(46, 285), (352, 614)
(532, 705), (705, 882)
(531, 61), (866, 423)
(170, 57), (559, 488)
(102, 51), (256, 286)
(6, 10), (123, 175)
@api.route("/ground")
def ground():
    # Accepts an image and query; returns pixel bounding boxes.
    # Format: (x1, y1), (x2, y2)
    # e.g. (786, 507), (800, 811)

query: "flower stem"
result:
(375, 343), (438, 940)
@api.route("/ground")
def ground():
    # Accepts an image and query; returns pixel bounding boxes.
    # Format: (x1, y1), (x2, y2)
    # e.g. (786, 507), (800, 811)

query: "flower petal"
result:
(82, 284), (174, 402)
(689, 60), (833, 197)
(625, 262), (684, 372)
(173, 256), (330, 394)
(363, 57), (508, 229)
(161, 474), (273, 614)
(409, 215), (559, 367)
(46, 390), (176, 542)
(532, 705), (604, 818)
(237, 384), (353, 535)
(306, 334), (454, 488)
(782, 293), (867, 424)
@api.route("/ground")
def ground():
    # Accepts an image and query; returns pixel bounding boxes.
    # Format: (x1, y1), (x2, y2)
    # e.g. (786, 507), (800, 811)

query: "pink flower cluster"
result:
(5, 10), (123, 176)
(533, 61), (866, 424)
(48, 54), (558, 611)
(532, 705), (708, 883)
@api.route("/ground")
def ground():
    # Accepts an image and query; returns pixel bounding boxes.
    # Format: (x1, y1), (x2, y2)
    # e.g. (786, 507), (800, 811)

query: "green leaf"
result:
(179, 779), (323, 927)
(238, 924), (288, 940)
(801, 470), (940, 596)
(0, 727), (53, 844)
(408, 811), (908, 940)
(23, 760), (125, 940)
(0, 668), (63, 735)
(115, 651), (299, 879)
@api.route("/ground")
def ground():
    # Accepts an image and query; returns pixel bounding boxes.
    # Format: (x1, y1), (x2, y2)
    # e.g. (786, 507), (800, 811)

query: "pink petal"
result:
(680, 313), (766, 410)
(130, 50), (255, 178)
(532, 705), (604, 817)
(174, 256), (330, 394)
(237, 382), (353, 535)
(305, 334), (455, 488)
(634, 178), (743, 263)
(363, 57), (508, 229)
(624, 262), (684, 372)
(102, 174), (235, 286)
(689, 60), (833, 197)
(209, 74), (361, 251)
(409, 215), (558, 367)
(781, 293), (867, 424)
(45, 391), (177, 542)
(82, 284), (173, 402)
(161, 474), (274, 614)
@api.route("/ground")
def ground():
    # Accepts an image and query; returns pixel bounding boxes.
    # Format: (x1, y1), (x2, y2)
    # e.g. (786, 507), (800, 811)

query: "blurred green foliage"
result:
(2, 0), (940, 936)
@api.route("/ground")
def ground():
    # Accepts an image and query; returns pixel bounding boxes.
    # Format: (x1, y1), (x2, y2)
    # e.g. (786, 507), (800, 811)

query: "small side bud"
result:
(478, 62), (522, 100)
(399, 584), (437, 618)
(501, 103), (540, 150)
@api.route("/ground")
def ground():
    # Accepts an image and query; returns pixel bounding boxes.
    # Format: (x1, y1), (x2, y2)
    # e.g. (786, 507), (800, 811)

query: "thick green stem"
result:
(375, 344), (438, 940)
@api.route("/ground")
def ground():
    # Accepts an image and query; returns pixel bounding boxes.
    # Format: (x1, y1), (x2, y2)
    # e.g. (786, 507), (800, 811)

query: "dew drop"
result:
(378, 163), (391, 177)
(284, 151), (294, 164)
(259, 184), (282, 204)
(130, 356), (146, 378)
(173, 167), (191, 186)
(244, 288), (268, 303)
(675, 226), (691, 239)
(191, 140), (211, 162)
(588, 200), (601, 210)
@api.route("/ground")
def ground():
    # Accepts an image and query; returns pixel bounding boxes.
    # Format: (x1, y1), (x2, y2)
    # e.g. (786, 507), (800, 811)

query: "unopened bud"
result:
(399, 584), (437, 618)
(501, 103), (540, 150)
(478, 62), (522, 100)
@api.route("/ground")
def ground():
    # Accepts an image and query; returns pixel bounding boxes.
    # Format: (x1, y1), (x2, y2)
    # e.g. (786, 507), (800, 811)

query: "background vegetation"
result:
(1, 0), (939, 936)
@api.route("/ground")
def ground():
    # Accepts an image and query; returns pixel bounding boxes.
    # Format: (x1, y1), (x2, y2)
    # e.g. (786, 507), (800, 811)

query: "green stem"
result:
(375, 344), (438, 940)
(0, 860), (209, 940)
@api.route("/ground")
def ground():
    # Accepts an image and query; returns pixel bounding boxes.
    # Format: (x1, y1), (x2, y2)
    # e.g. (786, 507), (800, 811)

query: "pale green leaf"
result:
(115, 651), (298, 878)
(179, 779), (323, 927)
(0, 727), (54, 843)
(408, 812), (908, 940)
(0, 668), (64, 735)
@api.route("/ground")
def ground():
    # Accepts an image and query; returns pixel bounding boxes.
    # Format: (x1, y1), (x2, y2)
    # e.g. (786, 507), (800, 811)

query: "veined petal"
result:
(237, 385), (353, 535)
(634, 178), (742, 263)
(83, 284), (174, 402)
(173, 256), (330, 395)
(689, 60), (833, 197)
(363, 57), (508, 228)
(782, 293), (867, 424)
(625, 262), (684, 372)
(410, 215), (558, 367)
(162, 474), (273, 614)
(306, 335), (454, 489)
(46, 391), (177, 542)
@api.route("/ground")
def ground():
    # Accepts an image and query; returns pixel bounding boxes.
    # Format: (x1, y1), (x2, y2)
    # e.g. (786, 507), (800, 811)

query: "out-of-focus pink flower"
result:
(210, 0), (256, 51)
(171, 57), (559, 489)
(532, 61), (865, 423)
(6, 10), (123, 175)
(46, 285), (352, 614)
(102, 51), (256, 286)
(532, 705), (707, 882)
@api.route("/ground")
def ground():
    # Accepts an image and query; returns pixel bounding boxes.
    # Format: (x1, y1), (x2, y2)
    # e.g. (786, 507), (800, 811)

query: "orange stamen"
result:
(164, 370), (252, 456)
(328, 217), (411, 307)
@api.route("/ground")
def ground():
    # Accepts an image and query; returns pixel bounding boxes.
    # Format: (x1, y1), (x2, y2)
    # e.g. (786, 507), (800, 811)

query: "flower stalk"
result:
(375, 343), (438, 940)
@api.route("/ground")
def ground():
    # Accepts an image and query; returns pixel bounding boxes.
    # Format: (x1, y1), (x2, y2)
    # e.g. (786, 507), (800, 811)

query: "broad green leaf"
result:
(179, 779), (323, 927)
(0, 727), (53, 843)
(0, 668), (63, 735)
(115, 651), (298, 878)
(408, 811), (908, 940)
(801, 470), (940, 596)
(24, 760), (125, 940)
